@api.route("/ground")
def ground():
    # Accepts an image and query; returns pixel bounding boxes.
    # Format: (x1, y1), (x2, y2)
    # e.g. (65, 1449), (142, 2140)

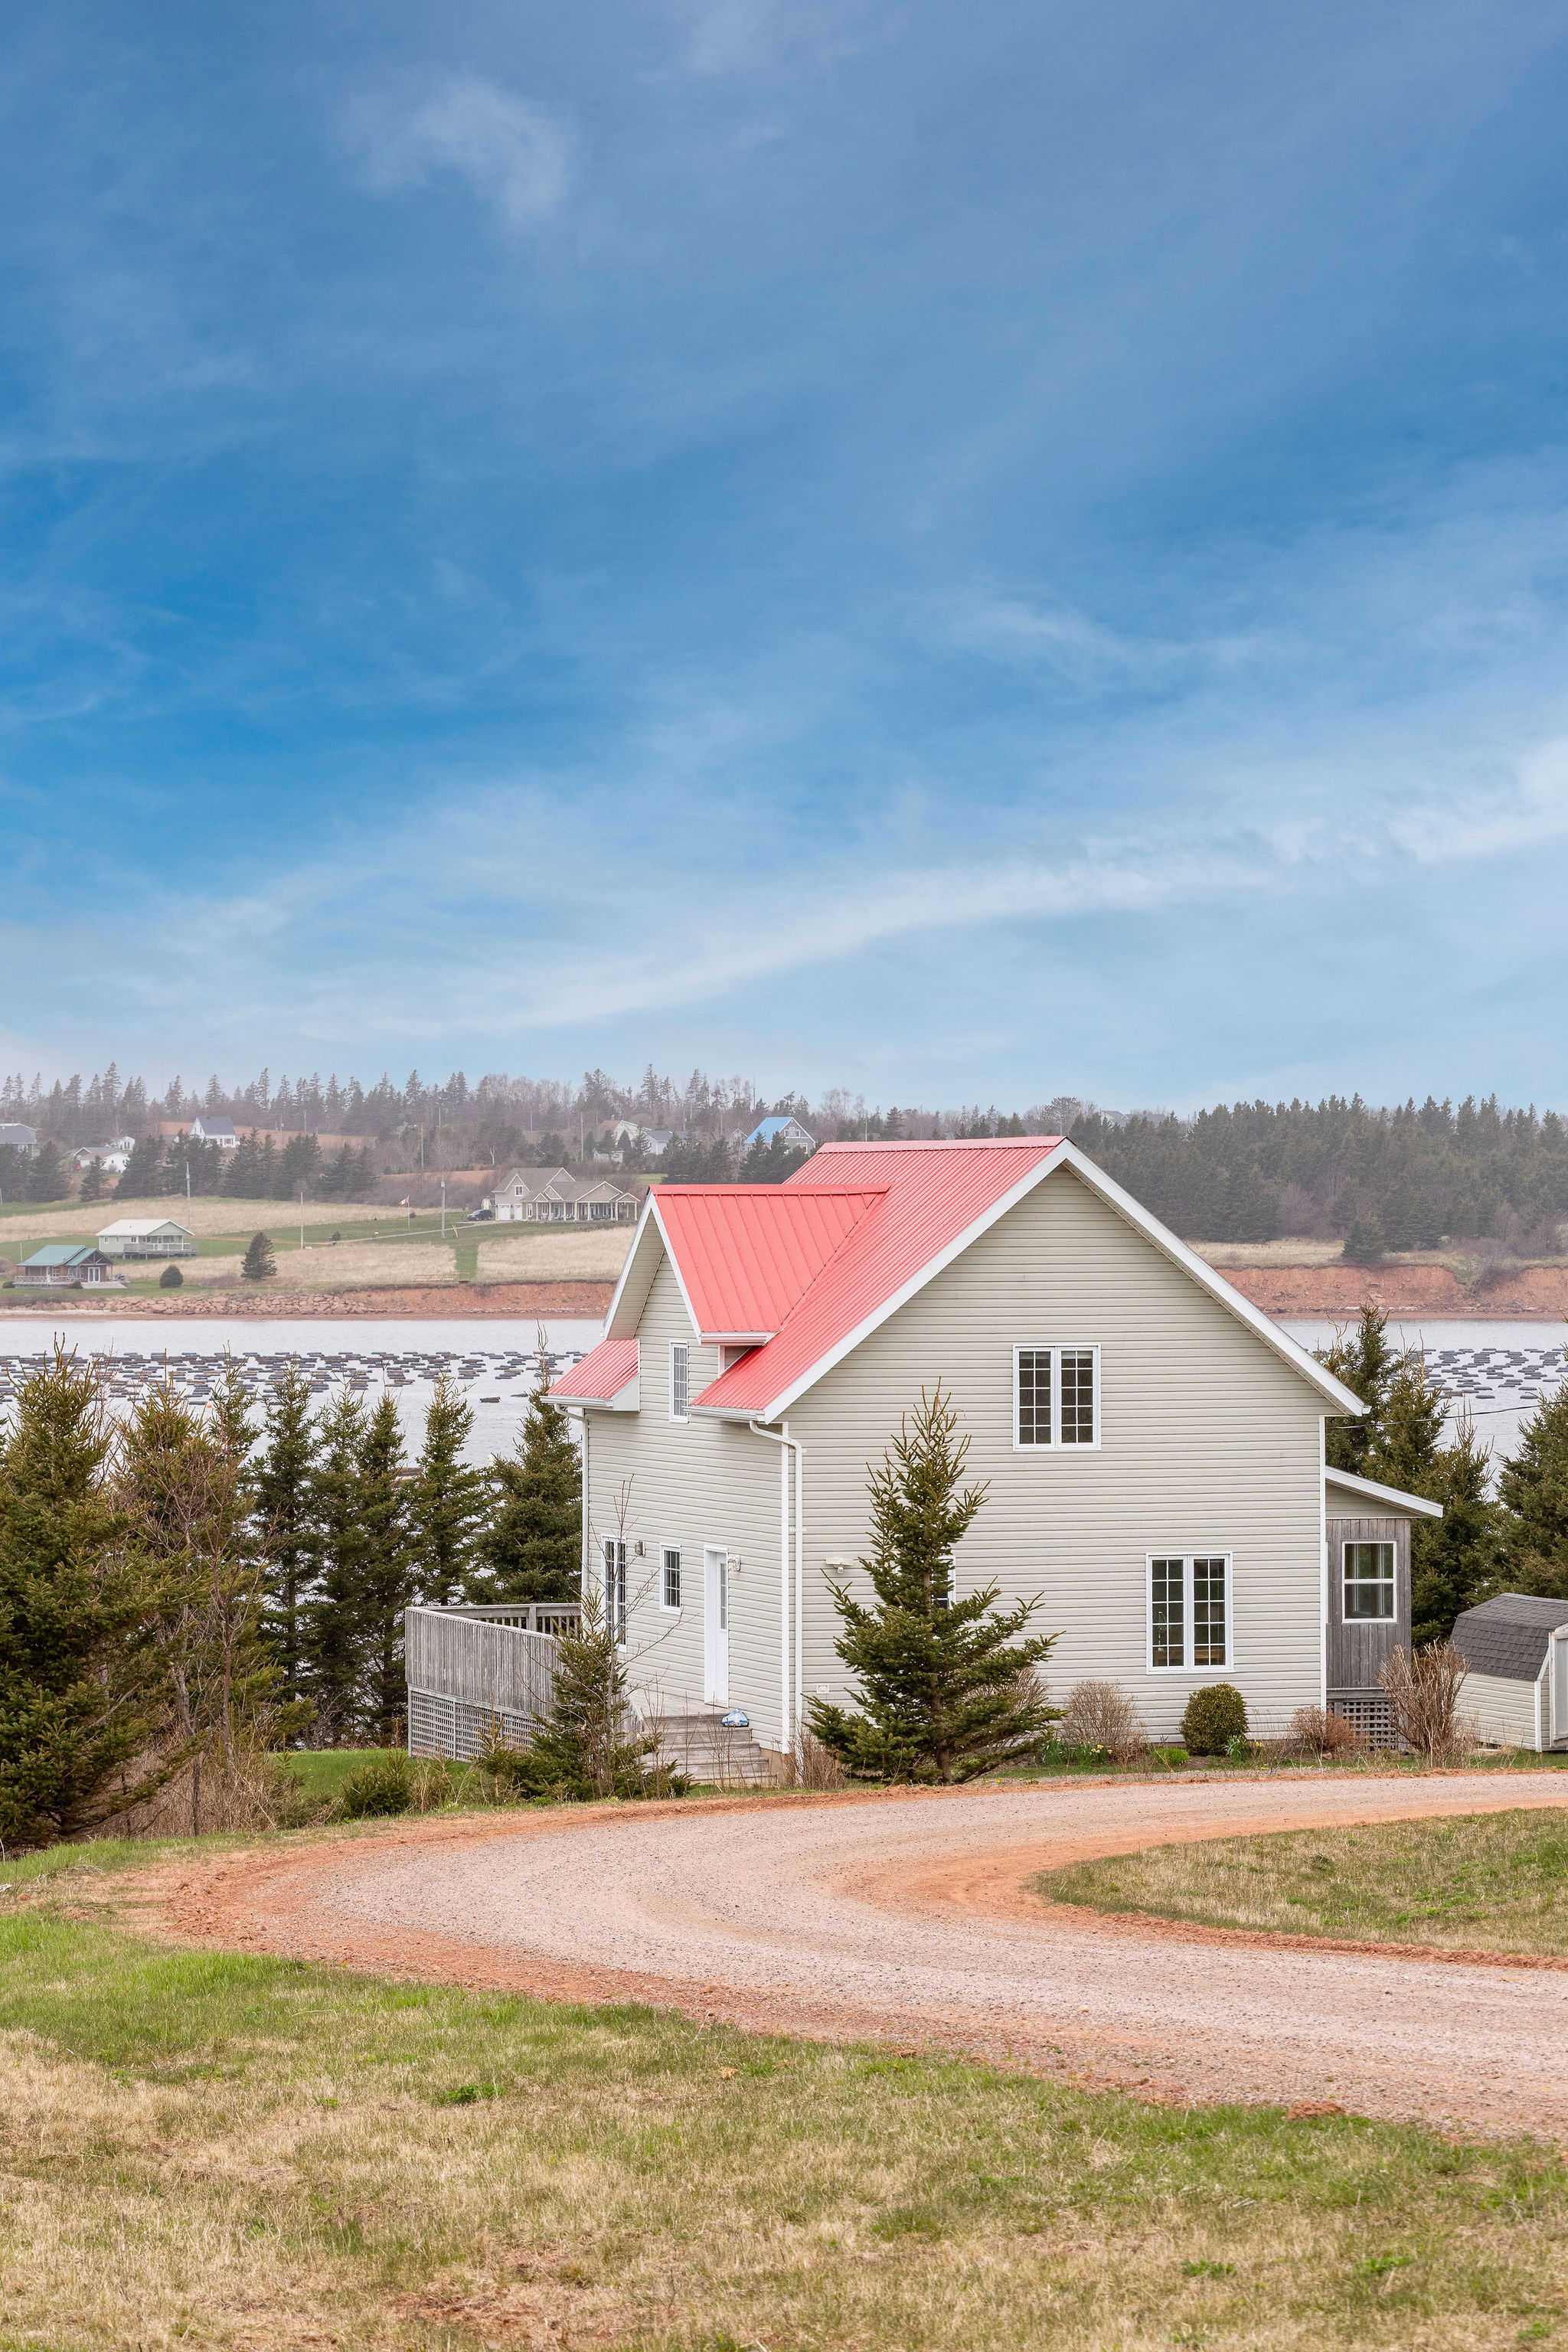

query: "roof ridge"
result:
(809, 1136), (1062, 1153)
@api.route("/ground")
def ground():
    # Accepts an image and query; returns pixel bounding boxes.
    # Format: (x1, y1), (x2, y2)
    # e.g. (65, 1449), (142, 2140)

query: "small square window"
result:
(669, 1342), (689, 1422)
(1344, 1540), (1395, 1622)
(662, 1545), (681, 1611)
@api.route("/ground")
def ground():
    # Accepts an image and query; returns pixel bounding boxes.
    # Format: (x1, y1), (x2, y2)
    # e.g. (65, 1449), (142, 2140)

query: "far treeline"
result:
(8, 1061), (1566, 1249)
(0, 1344), (581, 1851)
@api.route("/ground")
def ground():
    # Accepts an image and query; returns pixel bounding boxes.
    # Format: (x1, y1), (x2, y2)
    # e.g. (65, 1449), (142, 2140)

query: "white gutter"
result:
(749, 1419), (804, 1754)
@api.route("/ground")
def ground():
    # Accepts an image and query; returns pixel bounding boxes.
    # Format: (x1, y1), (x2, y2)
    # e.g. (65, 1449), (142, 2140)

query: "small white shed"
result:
(1450, 1593), (1568, 1753)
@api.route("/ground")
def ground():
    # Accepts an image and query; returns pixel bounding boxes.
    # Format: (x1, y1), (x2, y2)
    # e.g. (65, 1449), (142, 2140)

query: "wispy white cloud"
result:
(353, 75), (576, 237)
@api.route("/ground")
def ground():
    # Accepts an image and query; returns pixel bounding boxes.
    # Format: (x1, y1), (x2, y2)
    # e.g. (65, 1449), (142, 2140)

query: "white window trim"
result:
(659, 1541), (683, 1614)
(669, 1341), (690, 1424)
(1012, 1344), (1101, 1452)
(1146, 1552), (1233, 1673)
(1341, 1539), (1396, 1625)
(603, 1535), (627, 1648)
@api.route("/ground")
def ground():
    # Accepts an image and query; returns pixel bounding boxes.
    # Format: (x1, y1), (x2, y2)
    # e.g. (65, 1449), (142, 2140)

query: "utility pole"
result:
(299, 1186), (305, 1252)
(440, 1178), (446, 1238)
(185, 1158), (191, 1224)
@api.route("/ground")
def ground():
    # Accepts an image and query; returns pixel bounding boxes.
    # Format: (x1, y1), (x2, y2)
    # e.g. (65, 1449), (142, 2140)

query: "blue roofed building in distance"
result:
(741, 1115), (815, 1155)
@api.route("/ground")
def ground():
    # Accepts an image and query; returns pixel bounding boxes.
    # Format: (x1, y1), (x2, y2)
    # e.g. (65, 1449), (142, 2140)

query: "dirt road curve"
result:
(152, 1774), (1568, 2135)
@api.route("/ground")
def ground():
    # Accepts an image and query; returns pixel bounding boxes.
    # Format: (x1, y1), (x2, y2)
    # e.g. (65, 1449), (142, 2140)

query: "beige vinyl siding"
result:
(1464, 1668), (1544, 1752)
(786, 1165), (1328, 1742)
(584, 1250), (783, 1739)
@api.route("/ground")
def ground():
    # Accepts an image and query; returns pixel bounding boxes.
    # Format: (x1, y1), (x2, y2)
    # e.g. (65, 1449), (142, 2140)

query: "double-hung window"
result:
(661, 1544), (682, 1612)
(1343, 1541), (1395, 1622)
(1148, 1554), (1230, 1669)
(669, 1342), (690, 1423)
(1014, 1346), (1099, 1449)
(603, 1537), (626, 1645)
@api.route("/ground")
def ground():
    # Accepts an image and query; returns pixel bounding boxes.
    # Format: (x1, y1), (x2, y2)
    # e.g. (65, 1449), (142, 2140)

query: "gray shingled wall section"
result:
(1452, 1593), (1568, 1682)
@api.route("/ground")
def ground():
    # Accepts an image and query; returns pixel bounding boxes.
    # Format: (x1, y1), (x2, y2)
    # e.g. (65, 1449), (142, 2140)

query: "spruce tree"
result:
(241, 1230), (276, 1280)
(518, 1579), (650, 1798)
(1411, 1410), (1503, 1643)
(412, 1371), (485, 1606)
(115, 1132), (164, 1200)
(78, 1158), (106, 1204)
(255, 1361), (317, 1700)
(358, 1393), (413, 1740)
(1498, 1381), (1568, 1602)
(305, 1390), (370, 1737)
(1321, 1306), (1396, 1476)
(808, 1387), (1056, 1784)
(0, 1348), (171, 1847)
(472, 1344), (582, 1602)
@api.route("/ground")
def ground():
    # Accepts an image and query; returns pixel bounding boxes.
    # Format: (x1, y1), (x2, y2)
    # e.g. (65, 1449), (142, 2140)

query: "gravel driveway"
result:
(158, 1773), (1568, 2135)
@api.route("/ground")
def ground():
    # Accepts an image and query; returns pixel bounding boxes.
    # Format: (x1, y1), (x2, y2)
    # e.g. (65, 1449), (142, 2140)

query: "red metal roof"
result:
(652, 1184), (887, 1338)
(550, 1337), (639, 1403)
(671, 1138), (1064, 1418)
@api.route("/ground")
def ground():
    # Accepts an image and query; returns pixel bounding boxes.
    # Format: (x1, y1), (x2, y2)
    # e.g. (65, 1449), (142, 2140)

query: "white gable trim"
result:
(604, 1194), (669, 1338)
(696, 1139), (1365, 1424)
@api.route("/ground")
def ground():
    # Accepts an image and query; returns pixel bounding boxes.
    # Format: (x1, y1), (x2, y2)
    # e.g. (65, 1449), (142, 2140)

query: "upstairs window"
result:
(669, 1342), (689, 1423)
(1149, 1554), (1230, 1669)
(1344, 1540), (1395, 1622)
(1014, 1346), (1099, 1449)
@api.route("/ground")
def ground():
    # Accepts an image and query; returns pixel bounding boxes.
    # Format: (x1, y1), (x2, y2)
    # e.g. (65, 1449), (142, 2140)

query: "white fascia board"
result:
(701, 1329), (776, 1345)
(605, 1194), (670, 1339)
(1324, 1467), (1446, 1519)
(708, 1137), (1367, 1425)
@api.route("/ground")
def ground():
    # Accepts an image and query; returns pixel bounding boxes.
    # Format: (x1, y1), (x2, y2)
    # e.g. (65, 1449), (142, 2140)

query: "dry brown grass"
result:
(476, 1226), (637, 1282)
(1039, 1806), (1568, 1957)
(0, 1196), (400, 1243)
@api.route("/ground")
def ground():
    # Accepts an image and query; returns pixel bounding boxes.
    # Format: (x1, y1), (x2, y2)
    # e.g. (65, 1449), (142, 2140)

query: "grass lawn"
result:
(0, 1854), (1563, 2351)
(279, 1749), (475, 1808)
(1037, 1806), (1568, 1957)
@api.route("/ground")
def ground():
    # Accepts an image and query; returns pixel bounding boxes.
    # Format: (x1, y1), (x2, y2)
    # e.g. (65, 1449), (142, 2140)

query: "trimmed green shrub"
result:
(158, 1263), (184, 1289)
(1181, 1684), (1249, 1756)
(336, 1751), (413, 1818)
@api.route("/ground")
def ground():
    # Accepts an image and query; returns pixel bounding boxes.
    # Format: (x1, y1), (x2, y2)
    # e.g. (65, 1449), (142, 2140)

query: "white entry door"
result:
(704, 1547), (729, 1706)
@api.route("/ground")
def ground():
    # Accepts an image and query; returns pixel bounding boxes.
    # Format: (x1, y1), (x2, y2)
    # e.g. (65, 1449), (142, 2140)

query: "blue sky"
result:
(5, 2), (1568, 1114)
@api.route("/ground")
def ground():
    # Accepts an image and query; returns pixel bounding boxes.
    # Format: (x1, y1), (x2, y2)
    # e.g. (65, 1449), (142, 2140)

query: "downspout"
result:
(749, 1419), (804, 1756)
(1318, 1417), (1328, 1710)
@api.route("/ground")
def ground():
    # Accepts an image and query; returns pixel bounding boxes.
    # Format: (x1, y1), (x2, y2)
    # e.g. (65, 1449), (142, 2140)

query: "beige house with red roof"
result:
(554, 1137), (1419, 1766)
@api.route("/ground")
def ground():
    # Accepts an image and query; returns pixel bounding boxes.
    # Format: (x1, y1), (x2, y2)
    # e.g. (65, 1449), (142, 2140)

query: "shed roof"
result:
(1451, 1592), (1568, 1683)
(21, 1243), (104, 1267)
(1325, 1467), (1445, 1520)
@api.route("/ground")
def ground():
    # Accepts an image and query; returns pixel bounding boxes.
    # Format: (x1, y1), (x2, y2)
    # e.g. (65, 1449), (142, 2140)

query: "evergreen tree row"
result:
(0, 1345), (583, 1843)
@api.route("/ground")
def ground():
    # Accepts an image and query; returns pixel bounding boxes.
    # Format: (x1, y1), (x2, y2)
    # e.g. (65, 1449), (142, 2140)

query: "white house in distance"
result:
(96, 1217), (198, 1260)
(742, 1114), (815, 1155)
(487, 1168), (639, 1224)
(191, 1117), (239, 1148)
(554, 1135), (1439, 1768)
(0, 1123), (37, 1157)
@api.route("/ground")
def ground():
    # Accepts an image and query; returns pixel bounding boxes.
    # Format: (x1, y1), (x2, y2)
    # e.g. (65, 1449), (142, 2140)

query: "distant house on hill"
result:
(605, 1121), (676, 1158)
(0, 1123), (38, 1158)
(15, 1243), (116, 1288)
(488, 1168), (639, 1224)
(191, 1117), (239, 1148)
(742, 1115), (815, 1155)
(96, 1217), (198, 1260)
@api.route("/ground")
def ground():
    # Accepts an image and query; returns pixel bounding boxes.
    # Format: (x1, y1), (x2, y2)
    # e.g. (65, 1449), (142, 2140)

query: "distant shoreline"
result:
(1218, 1262), (1568, 1322)
(0, 1279), (617, 1321)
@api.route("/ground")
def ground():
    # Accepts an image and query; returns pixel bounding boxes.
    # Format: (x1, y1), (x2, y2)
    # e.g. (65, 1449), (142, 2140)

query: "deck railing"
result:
(405, 1603), (579, 1760)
